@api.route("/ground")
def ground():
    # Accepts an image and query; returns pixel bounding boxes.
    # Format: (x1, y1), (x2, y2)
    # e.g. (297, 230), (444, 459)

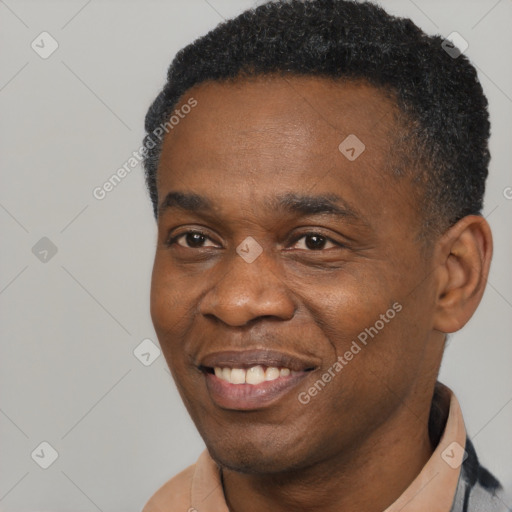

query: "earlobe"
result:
(433, 215), (493, 333)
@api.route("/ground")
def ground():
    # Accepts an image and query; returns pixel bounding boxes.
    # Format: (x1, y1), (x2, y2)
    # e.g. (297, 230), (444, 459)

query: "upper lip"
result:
(199, 349), (318, 372)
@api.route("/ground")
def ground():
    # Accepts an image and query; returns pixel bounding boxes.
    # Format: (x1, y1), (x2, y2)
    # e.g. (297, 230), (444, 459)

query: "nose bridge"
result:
(199, 243), (296, 326)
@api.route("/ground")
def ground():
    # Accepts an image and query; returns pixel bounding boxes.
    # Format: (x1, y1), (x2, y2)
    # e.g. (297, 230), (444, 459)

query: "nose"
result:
(198, 246), (296, 327)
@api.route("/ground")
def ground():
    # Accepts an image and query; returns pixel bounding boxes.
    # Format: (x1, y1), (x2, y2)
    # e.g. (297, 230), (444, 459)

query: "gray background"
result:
(0, 0), (511, 510)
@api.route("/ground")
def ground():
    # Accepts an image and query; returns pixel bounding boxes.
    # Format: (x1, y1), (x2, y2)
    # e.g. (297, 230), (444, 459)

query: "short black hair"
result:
(142, 0), (490, 237)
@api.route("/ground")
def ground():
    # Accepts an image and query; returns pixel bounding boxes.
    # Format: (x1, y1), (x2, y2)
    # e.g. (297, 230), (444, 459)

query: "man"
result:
(140, 1), (508, 510)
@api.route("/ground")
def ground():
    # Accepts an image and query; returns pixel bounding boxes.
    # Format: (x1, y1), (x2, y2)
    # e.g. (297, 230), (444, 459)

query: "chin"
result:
(209, 446), (297, 474)
(201, 427), (313, 475)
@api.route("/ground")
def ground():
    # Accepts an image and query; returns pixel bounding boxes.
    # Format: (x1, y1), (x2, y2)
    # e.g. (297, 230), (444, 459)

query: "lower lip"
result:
(204, 371), (309, 410)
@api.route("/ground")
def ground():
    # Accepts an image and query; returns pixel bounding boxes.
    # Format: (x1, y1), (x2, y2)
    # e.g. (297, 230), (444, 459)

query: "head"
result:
(143, 0), (492, 475)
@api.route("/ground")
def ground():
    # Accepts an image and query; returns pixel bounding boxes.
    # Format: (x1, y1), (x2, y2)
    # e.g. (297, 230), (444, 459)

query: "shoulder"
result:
(142, 462), (196, 512)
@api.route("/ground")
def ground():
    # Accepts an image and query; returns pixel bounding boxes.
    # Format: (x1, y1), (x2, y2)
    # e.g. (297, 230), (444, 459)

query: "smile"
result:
(199, 350), (318, 410)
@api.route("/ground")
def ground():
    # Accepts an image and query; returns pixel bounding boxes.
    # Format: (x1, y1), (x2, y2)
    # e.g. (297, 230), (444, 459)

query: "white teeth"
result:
(213, 365), (296, 384)
(231, 368), (246, 384)
(265, 367), (280, 381)
(222, 367), (231, 381)
(246, 365), (265, 385)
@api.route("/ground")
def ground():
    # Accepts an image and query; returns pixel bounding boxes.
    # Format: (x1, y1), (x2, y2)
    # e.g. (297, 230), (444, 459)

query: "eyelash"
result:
(165, 229), (344, 251)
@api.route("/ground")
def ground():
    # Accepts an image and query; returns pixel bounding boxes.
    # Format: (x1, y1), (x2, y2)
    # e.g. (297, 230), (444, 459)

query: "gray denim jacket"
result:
(450, 438), (510, 512)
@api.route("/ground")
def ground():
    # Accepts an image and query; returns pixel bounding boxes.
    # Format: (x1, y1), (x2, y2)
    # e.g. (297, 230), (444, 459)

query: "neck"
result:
(222, 388), (438, 512)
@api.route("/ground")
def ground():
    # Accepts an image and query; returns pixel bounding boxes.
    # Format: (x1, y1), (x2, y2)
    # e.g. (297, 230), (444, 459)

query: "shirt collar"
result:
(383, 382), (466, 511)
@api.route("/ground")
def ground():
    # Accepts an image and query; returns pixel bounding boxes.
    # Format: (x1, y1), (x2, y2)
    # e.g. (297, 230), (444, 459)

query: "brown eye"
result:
(182, 232), (207, 248)
(292, 233), (339, 251)
(166, 230), (217, 248)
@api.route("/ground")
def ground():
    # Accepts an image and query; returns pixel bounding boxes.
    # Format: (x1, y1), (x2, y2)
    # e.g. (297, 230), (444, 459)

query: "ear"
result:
(432, 215), (493, 333)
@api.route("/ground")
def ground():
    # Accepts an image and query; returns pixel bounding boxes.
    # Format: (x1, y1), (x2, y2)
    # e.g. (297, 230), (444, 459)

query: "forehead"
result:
(163, 75), (398, 157)
(156, 76), (418, 231)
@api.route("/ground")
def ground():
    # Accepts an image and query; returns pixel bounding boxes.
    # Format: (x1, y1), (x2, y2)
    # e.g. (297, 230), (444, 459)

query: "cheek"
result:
(310, 262), (428, 388)
(149, 257), (189, 370)
(311, 271), (394, 343)
(150, 254), (190, 331)
(149, 260), (171, 335)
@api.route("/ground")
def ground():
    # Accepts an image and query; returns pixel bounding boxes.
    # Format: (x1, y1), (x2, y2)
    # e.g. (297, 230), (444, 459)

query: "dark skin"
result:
(150, 76), (492, 512)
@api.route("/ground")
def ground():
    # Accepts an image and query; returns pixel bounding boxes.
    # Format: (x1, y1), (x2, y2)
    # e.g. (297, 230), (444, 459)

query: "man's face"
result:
(150, 77), (443, 473)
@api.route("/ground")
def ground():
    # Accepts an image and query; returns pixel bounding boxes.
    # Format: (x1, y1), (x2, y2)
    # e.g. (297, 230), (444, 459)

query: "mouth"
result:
(199, 350), (317, 411)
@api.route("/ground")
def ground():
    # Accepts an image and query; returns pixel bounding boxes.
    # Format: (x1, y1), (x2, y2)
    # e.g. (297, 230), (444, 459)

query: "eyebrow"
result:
(158, 191), (362, 222)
